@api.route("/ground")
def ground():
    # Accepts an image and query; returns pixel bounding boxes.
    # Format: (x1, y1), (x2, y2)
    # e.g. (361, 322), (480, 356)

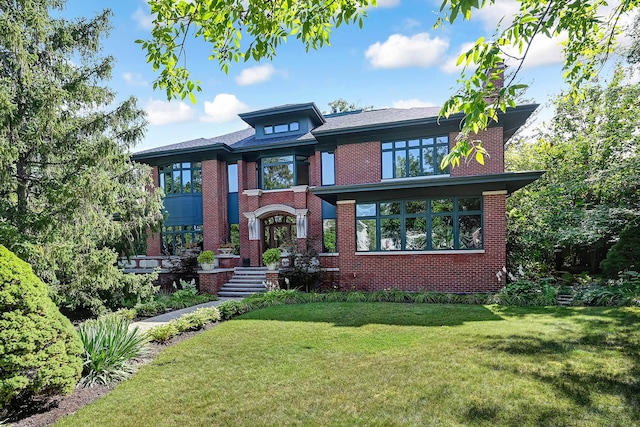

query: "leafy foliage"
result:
(491, 279), (558, 306)
(138, 0), (638, 168)
(0, 245), (82, 409)
(146, 307), (220, 343)
(0, 0), (164, 315)
(138, 0), (372, 100)
(77, 315), (148, 387)
(600, 220), (640, 278)
(506, 67), (640, 273)
(574, 271), (640, 306)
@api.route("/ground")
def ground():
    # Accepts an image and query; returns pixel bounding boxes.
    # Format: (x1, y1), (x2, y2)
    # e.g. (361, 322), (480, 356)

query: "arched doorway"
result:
(263, 214), (297, 250)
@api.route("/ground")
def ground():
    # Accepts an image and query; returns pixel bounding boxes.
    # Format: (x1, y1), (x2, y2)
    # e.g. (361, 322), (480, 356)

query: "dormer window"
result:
(264, 121), (300, 135)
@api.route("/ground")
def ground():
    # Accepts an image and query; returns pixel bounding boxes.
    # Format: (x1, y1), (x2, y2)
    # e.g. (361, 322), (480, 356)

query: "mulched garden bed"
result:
(9, 323), (219, 427)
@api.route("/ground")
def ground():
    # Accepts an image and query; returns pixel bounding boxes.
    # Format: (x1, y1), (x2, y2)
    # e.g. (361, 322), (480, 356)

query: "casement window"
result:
(261, 155), (309, 190)
(381, 136), (449, 179)
(321, 151), (335, 186)
(264, 121), (300, 135)
(162, 225), (203, 255)
(355, 196), (483, 251)
(322, 200), (337, 252)
(159, 162), (202, 194)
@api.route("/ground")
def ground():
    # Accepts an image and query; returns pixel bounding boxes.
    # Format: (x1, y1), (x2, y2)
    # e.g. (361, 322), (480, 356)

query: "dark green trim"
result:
(355, 197), (483, 252)
(240, 103), (325, 128)
(311, 171), (544, 204)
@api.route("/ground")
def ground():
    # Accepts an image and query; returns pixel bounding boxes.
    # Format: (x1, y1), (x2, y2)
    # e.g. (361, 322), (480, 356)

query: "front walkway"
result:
(131, 297), (243, 333)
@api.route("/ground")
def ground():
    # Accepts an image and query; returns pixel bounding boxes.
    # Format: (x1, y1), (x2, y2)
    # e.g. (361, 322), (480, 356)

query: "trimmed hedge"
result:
(0, 245), (83, 409)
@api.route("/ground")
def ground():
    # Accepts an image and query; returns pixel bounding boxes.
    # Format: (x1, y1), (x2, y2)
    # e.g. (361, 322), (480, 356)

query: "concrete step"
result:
(557, 295), (573, 306)
(218, 290), (263, 297)
(228, 277), (266, 283)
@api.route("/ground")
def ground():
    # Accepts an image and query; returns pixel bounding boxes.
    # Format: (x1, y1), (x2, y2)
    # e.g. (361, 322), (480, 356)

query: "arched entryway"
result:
(263, 214), (297, 250)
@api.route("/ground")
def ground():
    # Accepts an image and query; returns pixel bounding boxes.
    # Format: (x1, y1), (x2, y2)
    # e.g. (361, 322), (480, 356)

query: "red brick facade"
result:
(139, 104), (536, 294)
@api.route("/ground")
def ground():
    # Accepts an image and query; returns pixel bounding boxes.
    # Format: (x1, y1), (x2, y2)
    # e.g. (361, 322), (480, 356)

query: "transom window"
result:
(382, 136), (449, 179)
(159, 162), (202, 194)
(355, 196), (482, 251)
(264, 121), (300, 135)
(261, 155), (309, 190)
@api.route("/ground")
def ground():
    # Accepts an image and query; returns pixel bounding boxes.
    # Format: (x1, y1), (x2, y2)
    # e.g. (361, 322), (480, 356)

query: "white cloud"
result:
(145, 99), (194, 125)
(392, 99), (437, 108)
(474, 0), (520, 31)
(132, 6), (154, 30)
(365, 33), (449, 68)
(236, 64), (276, 86)
(440, 41), (476, 74)
(123, 72), (148, 87)
(376, 0), (401, 7)
(201, 94), (250, 123)
(503, 33), (567, 69)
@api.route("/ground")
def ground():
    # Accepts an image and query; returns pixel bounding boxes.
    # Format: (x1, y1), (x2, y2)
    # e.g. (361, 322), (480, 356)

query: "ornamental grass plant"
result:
(77, 315), (148, 387)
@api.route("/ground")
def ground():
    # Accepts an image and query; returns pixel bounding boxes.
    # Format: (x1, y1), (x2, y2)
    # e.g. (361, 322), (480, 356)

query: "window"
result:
(355, 196), (482, 251)
(321, 151), (335, 186)
(322, 200), (337, 252)
(264, 122), (300, 135)
(159, 162), (202, 194)
(162, 225), (203, 255)
(261, 155), (309, 190)
(227, 163), (238, 193)
(382, 136), (449, 179)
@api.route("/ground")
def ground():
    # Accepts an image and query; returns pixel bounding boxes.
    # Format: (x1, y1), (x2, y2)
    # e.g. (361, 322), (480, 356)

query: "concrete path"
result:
(131, 297), (243, 333)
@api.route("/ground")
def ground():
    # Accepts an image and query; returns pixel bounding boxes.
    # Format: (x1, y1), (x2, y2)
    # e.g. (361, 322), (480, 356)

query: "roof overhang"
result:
(131, 143), (231, 166)
(312, 104), (539, 144)
(311, 171), (544, 204)
(239, 103), (326, 128)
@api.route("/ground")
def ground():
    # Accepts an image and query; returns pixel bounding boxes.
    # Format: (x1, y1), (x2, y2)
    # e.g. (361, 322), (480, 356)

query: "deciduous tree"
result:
(138, 0), (638, 166)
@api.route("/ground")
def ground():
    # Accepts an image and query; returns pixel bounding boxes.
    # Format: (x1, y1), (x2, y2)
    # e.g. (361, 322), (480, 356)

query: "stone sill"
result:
(355, 250), (485, 255)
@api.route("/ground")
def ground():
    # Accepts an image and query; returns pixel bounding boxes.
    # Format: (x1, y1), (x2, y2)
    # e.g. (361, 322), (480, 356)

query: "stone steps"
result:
(557, 294), (573, 306)
(218, 267), (267, 298)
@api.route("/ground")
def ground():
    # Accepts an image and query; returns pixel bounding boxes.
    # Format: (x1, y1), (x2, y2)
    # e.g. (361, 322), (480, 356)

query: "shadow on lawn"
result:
(237, 302), (504, 327)
(467, 308), (640, 425)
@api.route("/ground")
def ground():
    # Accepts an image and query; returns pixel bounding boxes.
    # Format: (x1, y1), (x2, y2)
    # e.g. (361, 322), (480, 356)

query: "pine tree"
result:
(0, 1), (163, 314)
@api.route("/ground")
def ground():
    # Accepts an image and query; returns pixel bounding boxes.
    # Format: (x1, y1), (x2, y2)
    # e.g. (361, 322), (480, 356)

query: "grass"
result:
(56, 303), (640, 426)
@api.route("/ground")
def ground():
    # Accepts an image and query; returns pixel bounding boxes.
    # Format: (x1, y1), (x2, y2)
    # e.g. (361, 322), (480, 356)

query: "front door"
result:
(263, 214), (296, 254)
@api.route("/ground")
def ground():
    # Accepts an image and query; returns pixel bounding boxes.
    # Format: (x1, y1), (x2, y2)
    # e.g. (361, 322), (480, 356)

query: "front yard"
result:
(56, 303), (640, 426)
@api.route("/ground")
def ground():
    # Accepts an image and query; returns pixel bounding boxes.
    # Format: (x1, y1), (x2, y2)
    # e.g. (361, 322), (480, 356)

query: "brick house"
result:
(132, 102), (541, 293)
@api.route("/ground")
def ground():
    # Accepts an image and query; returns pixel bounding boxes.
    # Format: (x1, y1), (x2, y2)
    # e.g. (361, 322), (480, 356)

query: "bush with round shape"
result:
(0, 245), (83, 409)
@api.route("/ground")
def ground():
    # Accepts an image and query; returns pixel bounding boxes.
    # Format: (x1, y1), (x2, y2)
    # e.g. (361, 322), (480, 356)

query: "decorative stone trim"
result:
(482, 190), (508, 195)
(243, 189), (263, 197)
(292, 185), (309, 193)
(336, 199), (356, 205)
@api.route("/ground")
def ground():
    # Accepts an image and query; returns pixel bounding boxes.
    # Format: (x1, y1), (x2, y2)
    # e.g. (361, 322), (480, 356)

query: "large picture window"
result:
(356, 196), (482, 251)
(261, 155), (309, 190)
(382, 136), (449, 179)
(159, 162), (202, 194)
(162, 225), (203, 255)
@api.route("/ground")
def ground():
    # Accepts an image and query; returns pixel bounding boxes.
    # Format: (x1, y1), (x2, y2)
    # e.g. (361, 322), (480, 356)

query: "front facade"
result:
(133, 102), (541, 293)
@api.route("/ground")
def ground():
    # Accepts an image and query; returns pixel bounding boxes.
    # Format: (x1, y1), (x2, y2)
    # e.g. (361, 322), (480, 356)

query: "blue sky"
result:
(59, 0), (627, 152)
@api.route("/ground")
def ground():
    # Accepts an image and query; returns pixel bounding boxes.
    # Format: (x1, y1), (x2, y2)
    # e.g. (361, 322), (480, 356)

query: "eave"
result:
(131, 143), (231, 166)
(310, 171), (544, 204)
(312, 104), (539, 144)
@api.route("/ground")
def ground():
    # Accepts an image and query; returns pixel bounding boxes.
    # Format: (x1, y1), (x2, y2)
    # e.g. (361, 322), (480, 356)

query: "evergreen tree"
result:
(0, 0), (163, 314)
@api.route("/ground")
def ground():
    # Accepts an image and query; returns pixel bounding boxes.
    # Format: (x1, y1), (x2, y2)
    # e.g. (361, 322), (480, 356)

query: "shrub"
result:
(147, 324), (178, 344)
(574, 272), (640, 306)
(77, 316), (148, 387)
(134, 300), (166, 317)
(492, 279), (558, 306)
(197, 250), (215, 264)
(262, 248), (281, 265)
(601, 221), (640, 278)
(0, 245), (83, 409)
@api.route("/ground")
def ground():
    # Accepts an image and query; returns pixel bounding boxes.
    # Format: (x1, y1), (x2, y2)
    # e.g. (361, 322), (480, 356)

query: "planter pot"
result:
(201, 263), (215, 271)
(266, 262), (279, 271)
(218, 248), (234, 255)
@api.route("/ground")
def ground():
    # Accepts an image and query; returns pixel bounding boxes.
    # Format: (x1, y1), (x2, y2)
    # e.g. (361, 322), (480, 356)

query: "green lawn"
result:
(56, 303), (640, 427)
